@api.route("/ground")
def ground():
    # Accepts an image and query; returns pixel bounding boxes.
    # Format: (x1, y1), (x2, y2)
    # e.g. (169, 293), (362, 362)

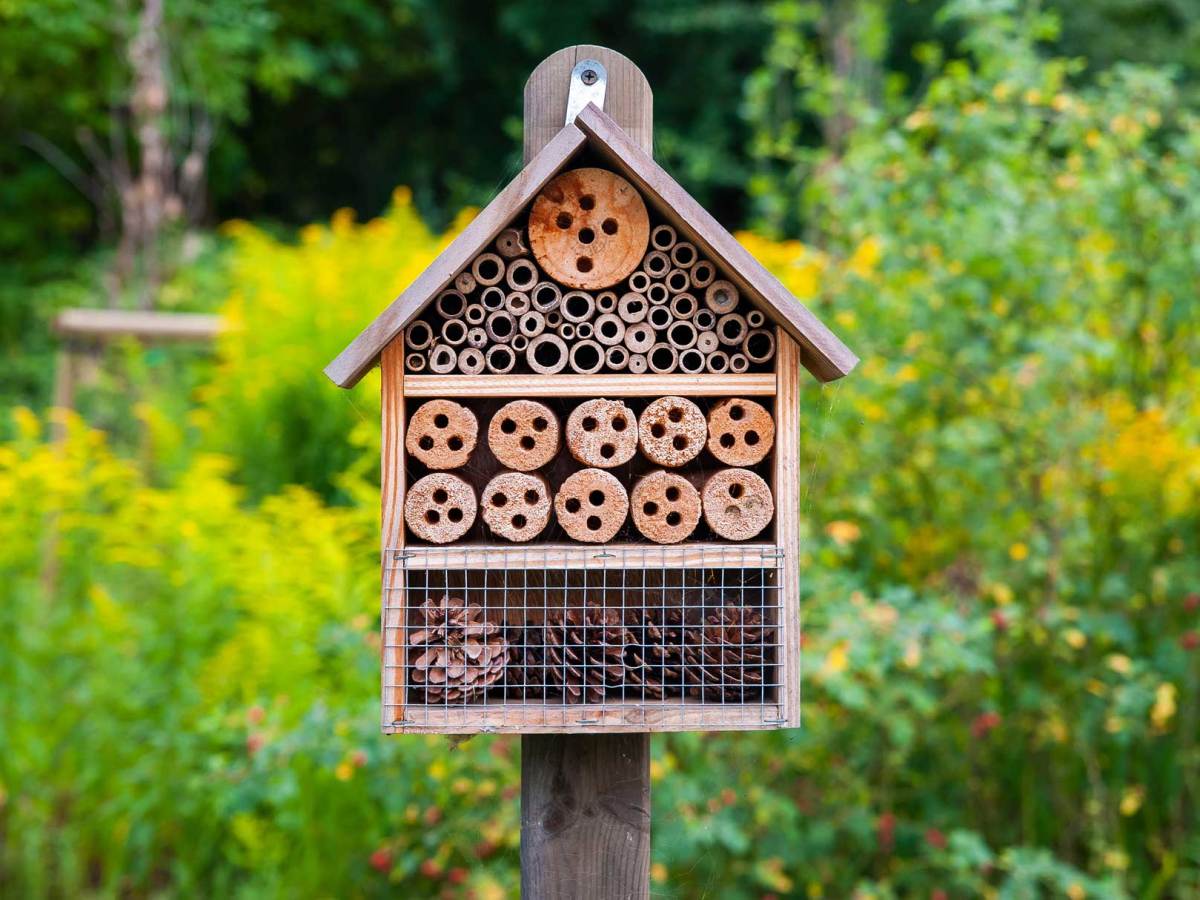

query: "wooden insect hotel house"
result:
(325, 48), (857, 735)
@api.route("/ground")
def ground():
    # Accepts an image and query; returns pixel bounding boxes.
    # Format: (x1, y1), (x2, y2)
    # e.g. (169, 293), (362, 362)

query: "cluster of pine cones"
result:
(408, 595), (775, 704)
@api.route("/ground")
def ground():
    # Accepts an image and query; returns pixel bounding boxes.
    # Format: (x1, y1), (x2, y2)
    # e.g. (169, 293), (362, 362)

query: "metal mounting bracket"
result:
(565, 58), (607, 125)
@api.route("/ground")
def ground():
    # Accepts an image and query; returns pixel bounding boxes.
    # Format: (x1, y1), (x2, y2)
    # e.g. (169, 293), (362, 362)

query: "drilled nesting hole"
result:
(602, 218), (618, 235)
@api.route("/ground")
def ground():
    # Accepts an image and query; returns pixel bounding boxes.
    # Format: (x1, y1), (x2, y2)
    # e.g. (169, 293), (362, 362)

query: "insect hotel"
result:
(325, 52), (856, 735)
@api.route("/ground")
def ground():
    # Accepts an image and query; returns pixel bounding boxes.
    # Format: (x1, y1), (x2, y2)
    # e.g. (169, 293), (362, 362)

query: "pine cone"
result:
(502, 624), (546, 700)
(625, 607), (688, 699)
(409, 595), (509, 703)
(544, 605), (634, 703)
(682, 603), (775, 702)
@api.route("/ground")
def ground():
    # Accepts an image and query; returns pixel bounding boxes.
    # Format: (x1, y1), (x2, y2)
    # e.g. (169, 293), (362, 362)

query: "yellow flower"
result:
(826, 520), (862, 546)
(1151, 683), (1177, 730)
(1119, 786), (1144, 816)
(992, 82), (1013, 102)
(1104, 849), (1130, 871)
(650, 759), (666, 781)
(991, 583), (1014, 606)
(334, 762), (354, 782)
(651, 863), (668, 883)
(904, 109), (933, 131)
(1106, 654), (1132, 675)
(1024, 88), (1043, 105)
(823, 641), (850, 676)
(1066, 884), (1085, 900)
(1064, 629), (1087, 649)
(1009, 542), (1029, 561)
(428, 758), (448, 781)
(847, 236), (883, 278)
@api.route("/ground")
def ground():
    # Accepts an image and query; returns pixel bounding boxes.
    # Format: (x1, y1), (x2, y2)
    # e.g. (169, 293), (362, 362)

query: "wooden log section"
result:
(405, 399), (478, 469)
(565, 398), (638, 467)
(520, 733), (651, 900)
(638, 395), (705, 467)
(553, 468), (629, 543)
(630, 469), (700, 543)
(707, 397), (775, 466)
(481, 471), (552, 542)
(404, 472), (478, 544)
(488, 399), (561, 470)
(701, 468), (773, 541)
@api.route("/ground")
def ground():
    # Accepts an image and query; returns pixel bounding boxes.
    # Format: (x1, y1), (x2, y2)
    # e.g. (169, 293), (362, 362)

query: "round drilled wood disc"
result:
(528, 168), (649, 290)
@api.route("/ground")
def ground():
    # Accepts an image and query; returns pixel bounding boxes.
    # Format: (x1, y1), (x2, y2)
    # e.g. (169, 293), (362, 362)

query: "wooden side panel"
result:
(380, 337), (407, 729)
(574, 103), (858, 384)
(774, 328), (802, 726)
(324, 124), (588, 388)
(523, 45), (652, 163)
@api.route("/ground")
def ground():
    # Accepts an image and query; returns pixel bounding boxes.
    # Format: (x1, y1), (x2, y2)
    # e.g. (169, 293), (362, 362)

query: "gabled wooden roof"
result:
(325, 103), (857, 388)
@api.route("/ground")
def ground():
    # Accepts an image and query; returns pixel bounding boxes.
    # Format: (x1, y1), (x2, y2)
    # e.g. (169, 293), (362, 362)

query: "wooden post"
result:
(520, 47), (654, 900)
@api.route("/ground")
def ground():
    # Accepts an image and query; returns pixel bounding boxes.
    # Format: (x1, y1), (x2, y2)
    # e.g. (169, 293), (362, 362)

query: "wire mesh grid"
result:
(383, 544), (786, 731)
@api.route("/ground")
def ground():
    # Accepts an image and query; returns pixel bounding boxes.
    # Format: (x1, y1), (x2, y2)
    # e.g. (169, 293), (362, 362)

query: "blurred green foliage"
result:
(3, 1), (1200, 898)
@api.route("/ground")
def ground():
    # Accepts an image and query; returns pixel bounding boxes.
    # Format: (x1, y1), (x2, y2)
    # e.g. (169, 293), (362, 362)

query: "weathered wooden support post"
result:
(521, 47), (655, 900)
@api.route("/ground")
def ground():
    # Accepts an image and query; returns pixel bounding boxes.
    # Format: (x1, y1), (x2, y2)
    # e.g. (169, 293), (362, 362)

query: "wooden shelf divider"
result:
(403, 372), (775, 398)
(390, 542), (782, 570)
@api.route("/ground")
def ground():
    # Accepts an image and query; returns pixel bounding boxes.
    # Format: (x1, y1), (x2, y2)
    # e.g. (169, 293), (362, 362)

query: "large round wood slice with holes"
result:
(528, 168), (649, 289)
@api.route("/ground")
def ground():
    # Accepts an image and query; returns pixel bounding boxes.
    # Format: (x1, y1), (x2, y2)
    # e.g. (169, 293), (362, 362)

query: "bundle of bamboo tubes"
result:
(405, 221), (778, 375)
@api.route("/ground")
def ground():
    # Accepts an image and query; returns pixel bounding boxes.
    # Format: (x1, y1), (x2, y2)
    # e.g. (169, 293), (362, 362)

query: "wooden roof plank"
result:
(574, 103), (858, 382)
(324, 123), (588, 388)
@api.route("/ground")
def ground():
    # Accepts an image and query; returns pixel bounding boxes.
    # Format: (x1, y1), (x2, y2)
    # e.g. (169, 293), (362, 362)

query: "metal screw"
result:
(581, 68), (598, 85)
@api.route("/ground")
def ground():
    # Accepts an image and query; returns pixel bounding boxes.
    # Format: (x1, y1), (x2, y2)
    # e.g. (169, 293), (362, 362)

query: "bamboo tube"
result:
(618, 292), (648, 324)
(705, 350), (729, 373)
(464, 303), (486, 325)
(593, 313), (626, 347)
(743, 328), (776, 364)
(716, 312), (748, 347)
(670, 241), (697, 269)
(406, 352), (427, 372)
(545, 310), (562, 328)
(454, 271), (477, 295)
(496, 227), (529, 258)
(677, 347), (706, 374)
(561, 290), (595, 323)
(669, 293), (698, 320)
(504, 291), (531, 316)
(605, 345), (629, 371)
(705, 279), (739, 315)
(466, 326), (488, 349)
(647, 282), (669, 306)
(690, 259), (716, 289)
(480, 285), (506, 310)
(665, 268), (691, 295)
(693, 308), (717, 332)
(729, 352), (749, 373)
(458, 347), (486, 374)
(472, 252), (506, 286)
(485, 343), (517, 374)
(647, 343), (678, 373)
(569, 339), (605, 375)
(628, 271), (651, 294)
(527, 333), (569, 374)
(595, 290), (618, 314)
(531, 281), (562, 313)
(647, 305), (672, 331)
(435, 289), (467, 319)
(696, 330), (719, 354)
(650, 224), (677, 251)
(519, 310), (546, 338)
(746, 309), (765, 328)
(575, 321), (594, 340)
(440, 318), (468, 346)
(627, 353), (648, 374)
(624, 322), (655, 354)
(505, 257), (539, 293)
(511, 334), (530, 353)
(641, 250), (671, 279)
(557, 322), (576, 340)
(428, 345), (458, 374)
(667, 319), (698, 350)
(405, 319), (435, 351)
(485, 310), (516, 344)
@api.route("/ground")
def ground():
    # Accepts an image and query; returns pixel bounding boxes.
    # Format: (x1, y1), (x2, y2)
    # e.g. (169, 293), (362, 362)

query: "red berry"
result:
(369, 848), (392, 873)
(1184, 593), (1200, 612)
(448, 867), (468, 885)
(877, 811), (896, 854)
(932, 890), (949, 900)
(419, 859), (442, 879)
(423, 805), (443, 826)
(1181, 631), (1199, 651)
(247, 705), (265, 726)
(971, 711), (1002, 739)
(246, 733), (265, 755)
(990, 611), (1009, 632)
(474, 840), (496, 859)
(925, 827), (947, 850)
